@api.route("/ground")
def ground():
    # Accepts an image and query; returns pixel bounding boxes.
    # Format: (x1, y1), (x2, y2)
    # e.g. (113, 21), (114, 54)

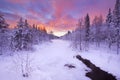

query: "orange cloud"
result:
(0, 0), (115, 36)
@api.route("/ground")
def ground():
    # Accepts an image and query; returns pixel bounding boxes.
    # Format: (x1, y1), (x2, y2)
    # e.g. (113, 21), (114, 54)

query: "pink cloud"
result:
(1, 0), (115, 32)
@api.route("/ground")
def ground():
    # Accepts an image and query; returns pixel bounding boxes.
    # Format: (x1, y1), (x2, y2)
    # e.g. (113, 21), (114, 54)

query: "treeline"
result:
(63, 0), (120, 54)
(0, 14), (56, 55)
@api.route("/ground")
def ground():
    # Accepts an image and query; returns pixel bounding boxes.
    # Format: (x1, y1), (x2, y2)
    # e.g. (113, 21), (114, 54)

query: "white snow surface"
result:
(0, 39), (120, 80)
(0, 39), (90, 80)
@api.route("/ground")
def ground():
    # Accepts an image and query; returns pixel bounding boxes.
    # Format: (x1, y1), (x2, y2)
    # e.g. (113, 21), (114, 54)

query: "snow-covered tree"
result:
(0, 13), (9, 55)
(84, 14), (90, 50)
(92, 15), (103, 47)
(30, 24), (40, 44)
(11, 18), (32, 51)
(106, 8), (113, 48)
(17, 18), (24, 28)
(112, 0), (120, 54)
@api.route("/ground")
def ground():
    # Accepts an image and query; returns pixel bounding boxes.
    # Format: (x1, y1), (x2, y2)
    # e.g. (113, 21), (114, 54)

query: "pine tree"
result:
(12, 18), (32, 51)
(24, 19), (29, 28)
(14, 29), (23, 51)
(85, 14), (90, 41)
(106, 9), (112, 29)
(113, 0), (120, 54)
(106, 8), (113, 48)
(0, 13), (9, 55)
(84, 14), (90, 50)
(0, 14), (8, 29)
(17, 18), (24, 28)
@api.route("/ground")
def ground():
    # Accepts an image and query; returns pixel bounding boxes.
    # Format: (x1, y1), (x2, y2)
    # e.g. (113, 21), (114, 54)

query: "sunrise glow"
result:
(53, 31), (68, 37)
(0, 0), (115, 36)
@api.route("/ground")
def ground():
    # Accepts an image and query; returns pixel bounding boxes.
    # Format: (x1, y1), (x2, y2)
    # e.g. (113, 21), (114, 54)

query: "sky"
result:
(0, 0), (115, 36)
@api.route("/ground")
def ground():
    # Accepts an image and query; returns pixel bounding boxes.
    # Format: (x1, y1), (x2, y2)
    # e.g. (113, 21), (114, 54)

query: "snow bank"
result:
(79, 46), (120, 80)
